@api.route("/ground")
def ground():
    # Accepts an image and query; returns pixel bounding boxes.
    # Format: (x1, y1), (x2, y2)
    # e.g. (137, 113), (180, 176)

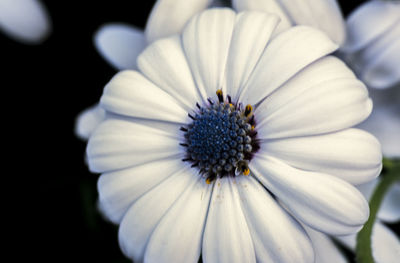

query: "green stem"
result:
(355, 159), (400, 263)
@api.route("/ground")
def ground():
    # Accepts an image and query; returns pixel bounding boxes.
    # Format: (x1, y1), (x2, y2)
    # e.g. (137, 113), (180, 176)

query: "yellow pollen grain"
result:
(216, 89), (223, 96)
(206, 178), (212, 184)
(243, 168), (250, 176)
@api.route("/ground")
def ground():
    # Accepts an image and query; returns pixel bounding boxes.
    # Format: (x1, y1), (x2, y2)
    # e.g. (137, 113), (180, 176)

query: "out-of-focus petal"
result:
(94, 23), (146, 70)
(0, 0), (51, 44)
(75, 104), (106, 141)
(145, 0), (211, 43)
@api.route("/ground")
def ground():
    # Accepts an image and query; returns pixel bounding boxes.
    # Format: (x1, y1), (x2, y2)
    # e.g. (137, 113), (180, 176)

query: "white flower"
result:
(76, 0), (347, 140)
(0, 0), (51, 44)
(341, 0), (400, 89)
(87, 9), (382, 263)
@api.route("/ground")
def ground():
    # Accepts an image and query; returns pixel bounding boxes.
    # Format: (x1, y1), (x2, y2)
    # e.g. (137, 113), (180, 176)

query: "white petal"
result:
(145, 0), (211, 43)
(93, 23), (146, 70)
(359, 25), (400, 89)
(225, 11), (280, 101)
(87, 117), (181, 173)
(357, 179), (400, 223)
(182, 8), (236, 100)
(203, 177), (256, 263)
(97, 157), (185, 224)
(232, 0), (292, 34)
(0, 0), (51, 44)
(241, 26), (338, 105)
(75, 104), (106, 141)
(372, 221), (400, 263)
(118, 166), (195, 262)
(144, 178), (213, 263)
(237, 175), (314, 263)
(256, 77), (372, 139)
(303, 226), (348, 263)
(260, 128), (382, 185)
(137, 36), (202, 111)
(100, 70), (187, 123)
(342, 0), (400, 52)
(278, 0), (346, 45)
(250, 155), (369, 235)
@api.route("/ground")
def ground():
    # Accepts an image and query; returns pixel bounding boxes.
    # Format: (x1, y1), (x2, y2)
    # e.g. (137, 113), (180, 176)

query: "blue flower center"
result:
(180, 90), (259, 183)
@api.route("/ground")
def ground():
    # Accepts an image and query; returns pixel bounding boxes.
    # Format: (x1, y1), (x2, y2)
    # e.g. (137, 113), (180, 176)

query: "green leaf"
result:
(356, 158), (400, 263)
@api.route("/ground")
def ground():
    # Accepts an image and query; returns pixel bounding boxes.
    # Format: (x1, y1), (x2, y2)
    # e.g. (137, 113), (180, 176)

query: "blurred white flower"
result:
(0, 0), (51, 44)
(87, 9), (381, 263)
(341, 0), (400, 89)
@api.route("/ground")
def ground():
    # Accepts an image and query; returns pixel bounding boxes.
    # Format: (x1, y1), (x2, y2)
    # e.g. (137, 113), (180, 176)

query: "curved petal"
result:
(232, 0), (292, 34)
(260, 128), (382, 185)
(118, 166), (195, 262)
(87, 117), (182, 173)
(100, 70), (187, 124)
(241, 26), (338, 105)
(0, 0), (51, 44)
(278, 0), (346, 45)
(371, 221), (400, 263)
(93, 23), (146, 70)
(144, 178), (212, 263)
(342, 0), (400, 52)
(250, 155), (369, 235)
(256, 77), (372, 139)
(182, 8), (236, 100)
(145, 0), (211, 43)
(75, 104), (106, 141)
(137, 36), (202, 111)
(237, 175), (314, 263)
(97, 157), (186, 224)
(225, 11), (280, 101)
(203, 177), (256, 263)
(303, 226), (348, 263)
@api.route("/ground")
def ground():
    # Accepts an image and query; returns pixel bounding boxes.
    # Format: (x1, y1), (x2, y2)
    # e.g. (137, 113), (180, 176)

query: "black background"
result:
(3, 0), (395, 262)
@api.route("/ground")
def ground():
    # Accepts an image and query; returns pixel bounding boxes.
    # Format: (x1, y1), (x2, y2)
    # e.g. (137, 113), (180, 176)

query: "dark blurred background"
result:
(3, 0), (396, 262)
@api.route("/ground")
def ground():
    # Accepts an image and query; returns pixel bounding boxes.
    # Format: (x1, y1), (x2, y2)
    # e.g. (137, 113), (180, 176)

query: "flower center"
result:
(180, 90), (259, 184)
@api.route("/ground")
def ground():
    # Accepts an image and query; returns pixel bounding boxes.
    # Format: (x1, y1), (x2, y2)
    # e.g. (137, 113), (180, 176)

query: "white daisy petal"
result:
(203, 177), (256, 263)
(232, 0), (292, 34)
(342, 0), (400, 52)
(100, 70), (187, 123)
(182, 8), (236, 100)
(118, 166), (195, 262)
(237, 175), (314, 263)
(97, 157), (185, 224)
(144, 178), (213, 263)
(225, 11), (280, 101)
(251, 155), (369, 235)
(87, 117), (181, 173)
(75, 104), (106, 141)
(256, 77), (372, 139)
(260, 128), (382, 185)
(145, 0), (211, 43)
(359, 28), (400, 89)
(241, 26), (338, 105)
(94, 23), (146, 70)
(278, 0), (346, 45)
(0, 0), (51, 44)
(137, 36), (202, 111)
(372, 222), (400, 263)
(303, 226), (348, 263)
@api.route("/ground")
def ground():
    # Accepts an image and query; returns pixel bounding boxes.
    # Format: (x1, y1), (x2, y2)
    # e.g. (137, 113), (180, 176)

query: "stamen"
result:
(244, 104), (253, 117)
(216, 89), (224, 103)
